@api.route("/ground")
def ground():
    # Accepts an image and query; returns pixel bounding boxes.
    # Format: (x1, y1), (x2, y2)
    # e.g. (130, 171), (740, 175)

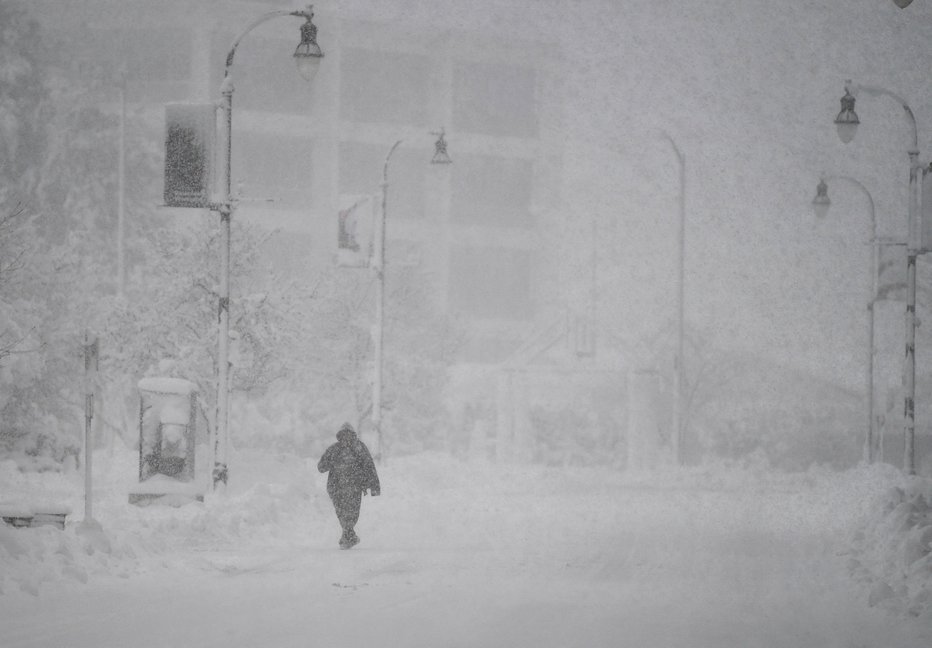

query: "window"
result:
(340, 48), (429, 125)
(232, 132), (313, 206)
(452, 154), (534, 227)
(339, 141), (427, 220)
(449, 246), (533, 319)
(453, 61), (537, 138)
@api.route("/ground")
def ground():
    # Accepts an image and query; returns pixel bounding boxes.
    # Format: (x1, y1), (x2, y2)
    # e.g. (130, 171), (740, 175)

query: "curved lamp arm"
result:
(846, 80), (919, 155)
(659, 130), (684, 169)
(382, 139), (404, 187)
(815, 173), (880, 463)
(224, 7), (316, 77)
(822, 174), (877, 242)
(373, 139), (404, 275)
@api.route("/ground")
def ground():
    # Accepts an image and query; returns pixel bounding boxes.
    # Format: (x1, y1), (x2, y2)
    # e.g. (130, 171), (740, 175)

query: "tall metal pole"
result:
(214, 78), (233, 488)
(661, 132), (685, 465)
(869, 251), (878, 462)
(591, 218), (598, 355)
(841, 81), (920, 475)
(210, 7), (319, 488)
(375, 140), (402, 462)
(821, 176), (878, 461)
(866, 191), (879, 463)
(83, 333), (98, 522)
(117, 73), (126, 298)
(905, 150), (919, 475)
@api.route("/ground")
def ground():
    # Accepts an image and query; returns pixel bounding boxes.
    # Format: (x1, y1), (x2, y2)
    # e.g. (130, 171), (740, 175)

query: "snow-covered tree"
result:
(0, 4), (164, 460)
(0, 203), (34, 363)
(0, 0), (461, 463)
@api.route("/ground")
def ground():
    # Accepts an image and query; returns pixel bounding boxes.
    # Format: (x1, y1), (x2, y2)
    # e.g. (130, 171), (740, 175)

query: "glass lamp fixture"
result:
(812, 178), (831, 219)
(294, 10), (324, 81)
(431, 128), (453, 165)
(835, 87), (859, 144)
(892, 0), (914, 8)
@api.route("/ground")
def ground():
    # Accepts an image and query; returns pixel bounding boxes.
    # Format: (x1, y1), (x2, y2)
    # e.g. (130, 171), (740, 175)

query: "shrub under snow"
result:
(846, 468), (932, 620)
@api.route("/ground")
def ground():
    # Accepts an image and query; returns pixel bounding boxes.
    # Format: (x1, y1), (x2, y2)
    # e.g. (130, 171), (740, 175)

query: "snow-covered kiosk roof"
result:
(137, 377), (198, 396)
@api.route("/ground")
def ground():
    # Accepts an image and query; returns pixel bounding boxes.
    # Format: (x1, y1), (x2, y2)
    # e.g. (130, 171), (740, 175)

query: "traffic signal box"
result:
(163, 103), (216, 209)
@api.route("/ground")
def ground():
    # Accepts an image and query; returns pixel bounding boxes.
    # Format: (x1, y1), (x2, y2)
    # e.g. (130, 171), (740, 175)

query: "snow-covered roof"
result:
(138, 377), (198, 396)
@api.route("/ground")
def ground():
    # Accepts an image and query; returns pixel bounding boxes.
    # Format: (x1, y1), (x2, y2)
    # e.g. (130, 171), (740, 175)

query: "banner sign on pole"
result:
(921, 166), (932, 253)
(83, 335), (99, 397)
(876, 243), (907, 302)
(336, 194), (375, 268)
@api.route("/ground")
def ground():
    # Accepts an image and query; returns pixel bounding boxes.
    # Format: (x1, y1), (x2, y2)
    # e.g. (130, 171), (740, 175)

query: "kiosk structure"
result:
(129, 378), (206, 505)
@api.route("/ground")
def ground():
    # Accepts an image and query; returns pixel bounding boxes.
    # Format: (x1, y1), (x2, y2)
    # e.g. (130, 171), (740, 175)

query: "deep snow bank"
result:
(1, 447), (930, 623)
(0, 448), (329, 595)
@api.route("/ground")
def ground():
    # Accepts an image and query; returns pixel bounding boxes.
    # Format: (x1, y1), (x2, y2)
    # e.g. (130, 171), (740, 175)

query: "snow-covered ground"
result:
(1, 447), (930, 647)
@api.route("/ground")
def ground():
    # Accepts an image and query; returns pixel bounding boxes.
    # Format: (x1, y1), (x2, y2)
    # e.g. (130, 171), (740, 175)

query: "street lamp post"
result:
(210, 6), (322, 488)
(834, 79), (921, 475)
(811, 176), (879, 462)
(117, 69), (126, 298)
(660, 131), (686, 466)
(372, 130), (451, 461)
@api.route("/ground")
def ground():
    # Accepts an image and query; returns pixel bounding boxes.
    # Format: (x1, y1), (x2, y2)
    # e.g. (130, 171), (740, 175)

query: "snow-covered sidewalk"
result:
(1, 449), (930, 647)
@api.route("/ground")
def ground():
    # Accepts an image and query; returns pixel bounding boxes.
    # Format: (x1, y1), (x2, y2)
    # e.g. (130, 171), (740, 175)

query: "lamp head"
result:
(834, 87), (859, 144)
(892, 0), (914, 8)
(431, 128), (452, 165)
(812, 178), (831, 219)
(294, 9), (323, 81)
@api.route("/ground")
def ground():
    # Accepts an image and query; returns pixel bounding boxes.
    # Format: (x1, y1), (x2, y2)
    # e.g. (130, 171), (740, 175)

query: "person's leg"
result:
(331, 493), (350, 545)
(334, 489), (362, 546)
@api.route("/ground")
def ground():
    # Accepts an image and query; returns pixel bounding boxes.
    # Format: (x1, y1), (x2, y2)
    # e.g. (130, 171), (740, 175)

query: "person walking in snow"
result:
(317, 422), (380, 549)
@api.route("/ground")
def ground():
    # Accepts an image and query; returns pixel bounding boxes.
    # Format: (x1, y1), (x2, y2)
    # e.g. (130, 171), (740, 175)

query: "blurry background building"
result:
(30, 0), (566, 361)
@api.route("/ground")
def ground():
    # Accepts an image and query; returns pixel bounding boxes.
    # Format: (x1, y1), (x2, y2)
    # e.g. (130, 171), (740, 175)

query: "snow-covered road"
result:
(1, 451), (930, 647)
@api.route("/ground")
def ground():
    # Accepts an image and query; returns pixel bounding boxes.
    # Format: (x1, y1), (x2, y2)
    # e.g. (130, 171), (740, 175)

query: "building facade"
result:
(32, 0), (566, 364)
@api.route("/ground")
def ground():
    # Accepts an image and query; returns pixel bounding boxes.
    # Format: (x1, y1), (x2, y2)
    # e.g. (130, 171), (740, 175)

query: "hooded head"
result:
(336, 422), (357, 444)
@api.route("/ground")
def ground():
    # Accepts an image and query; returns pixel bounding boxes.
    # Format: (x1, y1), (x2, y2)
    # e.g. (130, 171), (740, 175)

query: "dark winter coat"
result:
(317, 424), (380, 497)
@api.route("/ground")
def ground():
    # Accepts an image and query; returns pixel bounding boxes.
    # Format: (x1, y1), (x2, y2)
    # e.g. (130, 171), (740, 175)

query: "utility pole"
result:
(374, 140), (402, 462)
(834, 80), (922, 474)
(661, 131), (686, 465)
(83, 333), (98, 523)
(117, 71), (126, 298)
(208, 6), (322, 488)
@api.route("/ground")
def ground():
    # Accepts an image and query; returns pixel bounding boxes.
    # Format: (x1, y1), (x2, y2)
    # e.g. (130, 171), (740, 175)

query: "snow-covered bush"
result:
(847, 471), (932, 619)
(698, 402), (861, 471)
